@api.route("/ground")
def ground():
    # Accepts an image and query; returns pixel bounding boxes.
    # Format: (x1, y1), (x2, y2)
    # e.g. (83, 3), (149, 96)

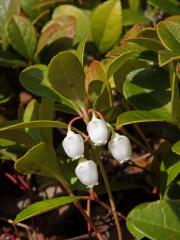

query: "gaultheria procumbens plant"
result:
(0, 0), (179, 239)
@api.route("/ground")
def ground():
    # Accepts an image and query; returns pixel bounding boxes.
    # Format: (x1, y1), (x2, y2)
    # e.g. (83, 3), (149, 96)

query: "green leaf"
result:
(169, 65), (180, 121)
(23, 99), (44, 143)
(123, 67), (171, 111)
(122, 9), (149, 26)
(48, 51), (86, 110)
(172, 141), (180, 155)
(36, 16), (76, 56)
(7, 15), (37, 60)
(39, 99), (54, 145)
(149, 0), (180, 15)
(0, 120), (67, 132)
(116, 108), (173, 127)
(15, 142), (62, 181)
(157, 16), (180, 54)
(86, 60), (110, 110)
(158, 50), (180, 66)
(91, 0), (122, 53)
(20, 64), (79, 113)
(114, 59), (150, 94)
(52, 4), (91, 44)
(76, 34), (87, 65)
(127, 200), (180, 240)
(107, 42), (146, 78)
(160, 142), (180, 192)
(0, 0), (21, 48)
(21, 0), (45, 19)
(0, 129), (34, 148)
(88, 80), (110, 111)
(14, 196), (82, 223)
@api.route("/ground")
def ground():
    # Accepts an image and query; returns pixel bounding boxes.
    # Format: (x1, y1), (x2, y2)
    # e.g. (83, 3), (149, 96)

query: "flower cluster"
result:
(62, 114), (132, 188)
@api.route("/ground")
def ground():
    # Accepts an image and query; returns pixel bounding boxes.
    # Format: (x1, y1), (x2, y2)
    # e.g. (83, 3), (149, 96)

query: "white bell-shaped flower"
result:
(108, 132), (132, 163)
(75, 159), (98, 188)
(87, 115), (108, 146)
(62, 130), (84, 160)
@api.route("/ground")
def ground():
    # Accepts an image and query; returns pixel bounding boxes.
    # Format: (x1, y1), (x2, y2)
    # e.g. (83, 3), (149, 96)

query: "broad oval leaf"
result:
(48, 51), (86, 109)
(14, 196), (83, 223)
(36, 16), (76, 56)
(91, 0), (122, 53)
(52, 4), (91, 44)
(123, 67), (171, 111)
(20, 64), (80, 113)
(7, 15), (37, 60)
(127, 200), (180, 240)
(15, 142), (62, 180)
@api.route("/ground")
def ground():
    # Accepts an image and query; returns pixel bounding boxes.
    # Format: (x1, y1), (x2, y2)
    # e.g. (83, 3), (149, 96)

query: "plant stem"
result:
(57, 176), (105, 240)
(92, 148), (123, 240)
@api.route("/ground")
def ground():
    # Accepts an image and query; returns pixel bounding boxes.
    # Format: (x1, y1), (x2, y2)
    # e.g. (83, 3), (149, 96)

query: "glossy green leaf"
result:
(122, 9), (149, 26)
(160, 142), (180, 192)
(149, 0), (180, 15)
(127, 200), (180, 240)
(116, 108), (173, 127)
(129, 38), (163, 52)
(0, 129), (34, 148)
(157, 16), (180, 54)
(14, 196), (82, 223)
(0, 0), (20, 48)
(158, 50), (180, 66)
(23, 100), (44, 143)
(172, 141), (180, 155)
(20, 64), (79, 112)
(123, 67), (171, 111)
(48, 51), (86, 110)
(21, 0), (45, 19)
(169, 65), (180, 121)
(107, 42), (146, 78)
(76, 34), (87, 65)
(15, 142), (62, 181)
(91, 0), (122, 53)
(88, 80), (110, 111)
(36, 16), (76, 56)
(39, 99), (54, 145)
(52, 4), (91, 44)
(114, 59), (149, 94)
(7, 15), (37, 60)
(0, 120), (67, 132)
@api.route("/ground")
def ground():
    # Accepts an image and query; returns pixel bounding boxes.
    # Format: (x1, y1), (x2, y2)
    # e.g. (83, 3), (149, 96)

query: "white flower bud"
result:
(62, 130), (84, 160)
(75, 160), (98, 188)
(108, 133), (132, 163)
(87, 115), (108, 146)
